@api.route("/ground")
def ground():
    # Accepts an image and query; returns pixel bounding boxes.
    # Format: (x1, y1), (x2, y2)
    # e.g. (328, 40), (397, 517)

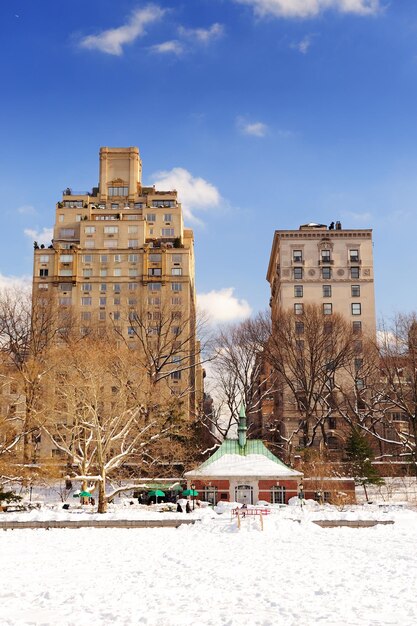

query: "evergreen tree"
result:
(346, 429), (384, 502)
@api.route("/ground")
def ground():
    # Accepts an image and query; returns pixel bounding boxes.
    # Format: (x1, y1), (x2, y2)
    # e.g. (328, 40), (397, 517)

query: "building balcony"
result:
(318, 259), (334, 265)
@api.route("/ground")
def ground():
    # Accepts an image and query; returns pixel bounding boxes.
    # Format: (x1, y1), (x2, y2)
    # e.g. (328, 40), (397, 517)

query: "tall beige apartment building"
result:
(267, 222), (376, 336)
(33, 147), (203, 450)
(264, 221), (376, 457)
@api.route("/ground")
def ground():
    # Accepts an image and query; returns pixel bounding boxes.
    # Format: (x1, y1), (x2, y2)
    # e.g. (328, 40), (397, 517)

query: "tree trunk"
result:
(97, 471), (107, 513)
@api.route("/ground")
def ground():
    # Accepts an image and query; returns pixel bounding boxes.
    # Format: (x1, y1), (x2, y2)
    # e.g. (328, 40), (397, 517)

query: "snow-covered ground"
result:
(1, 502), (416, 626)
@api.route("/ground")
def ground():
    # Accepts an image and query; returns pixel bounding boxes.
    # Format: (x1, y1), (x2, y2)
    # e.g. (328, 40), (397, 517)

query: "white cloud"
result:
(152, 167), (221, 223)
(178, 23), (224, 43)
(237, 116), (268, 137)
(198, 288), (252, 323)
(24, 227), (53, 247)
(233, 0), (381, 19)
(291, 34), (314, 54)
(17, 204), (37, 215)
(0, 274), (31, 292)
(150, 40), (184, 55)
(79, 5), (165, 55)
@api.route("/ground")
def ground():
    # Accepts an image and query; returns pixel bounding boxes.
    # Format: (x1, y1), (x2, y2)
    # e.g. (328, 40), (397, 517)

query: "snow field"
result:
(0, 507), (416, 626)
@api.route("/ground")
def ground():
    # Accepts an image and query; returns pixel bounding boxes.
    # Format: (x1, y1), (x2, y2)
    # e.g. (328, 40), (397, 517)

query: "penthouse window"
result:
(152, 200), (175, 208)
(108, 186), (128, 197)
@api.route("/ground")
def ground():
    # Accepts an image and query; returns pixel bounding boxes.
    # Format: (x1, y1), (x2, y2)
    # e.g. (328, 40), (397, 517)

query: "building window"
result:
(126, 214), (139, 220)
(100, 255), (108, 263)
(83, 269), (92, 278)
(352, 321), (362, 333)
(129, 269), (138, 277)
(171, 283), (182, 292)
(99, 297), (106, 307)
(85, 226), (96, 235)
(351, 285), (360, 297)
(351, 303), (361, 315)
(112, 311), (120, 320)
(40, 255), (50, 263)
(354, 358), (363, 371)
(163, 213), (172, 222)
(349, 249), (359, 262)
(171, 296), (182, 305)
(134, 202), (143, 209)
(104, 239), (118, 248)
(81, 297), (92, 306)
(59, 297), (71, 306)
(146, 214), (156, 222)
(59, 269), (72, 276)
(293, 250), (303, 263)
(39, 269), (49, 277)
(114, 254), (122, 263)
(203, 487), (218, 505)
(127, 226), (138, 234)
(60, 228), (75, 238)
(152, 200), (175, 208)
(328, 416), (337, 430)
(295, 321), (304, 334)
(148, 268), (161, 276)
(172, 268), (182, 276)
(323, 285), (332, 297)
(113, 283), (121, 292)
(100, 269), (107, 277)
(100, 283), (107, 292)
(294, 285), (303, 298)
(129, 254), (138, 263)
(149, 253), (162, 263)
(350, 267), (360, 279)
(82, 254), (93, 263)
(99, 311), (106, 321)
(293, 267), (303, 280)
(322, 267), (332, 279)
(128, 282), (138, 291)
(81, 283), (92, 292)
(148, 297), (161, 305)
(104, 226), (119, 234)
(81, 312), (91, 321)
(111, 203), (119, 209)
(108, 186), (128, 197)
(270, 486), (286, 505)
(38, 284), (48, 290)
(321, 250), (331, 263)
(128, 239), (138, 248)
(172, 254), (182, 264)
(323, 303), (333, 315)
(85, 241), (95, 249)
(294, 303), (303, 315)
(113, 297), (121, 306)
(171, 371), (181, 381)
(161, 228), (175, 237)
(59, 254), (73, 263)
(113, 268), (122, 277)
(148, 283), (161, 292)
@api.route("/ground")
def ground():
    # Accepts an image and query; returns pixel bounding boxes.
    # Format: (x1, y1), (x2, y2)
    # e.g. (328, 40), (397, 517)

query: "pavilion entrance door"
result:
(235, 484), (254, 505)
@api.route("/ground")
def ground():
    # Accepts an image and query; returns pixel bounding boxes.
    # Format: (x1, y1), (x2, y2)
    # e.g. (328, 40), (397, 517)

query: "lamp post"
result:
(191, 483), (196, 511)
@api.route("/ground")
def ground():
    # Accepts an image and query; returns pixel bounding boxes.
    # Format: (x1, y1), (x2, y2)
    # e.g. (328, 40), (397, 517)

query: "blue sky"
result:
(1, 0), (417, 323)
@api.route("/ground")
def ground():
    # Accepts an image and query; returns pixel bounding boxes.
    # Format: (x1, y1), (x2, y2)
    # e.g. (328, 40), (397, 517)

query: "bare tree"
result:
(264, 304), (357, 459)
(204, 314), (273, 445)
(42, 333), (192, 512)
(0, 287), (63, 463)
(336, 314), (417, 474)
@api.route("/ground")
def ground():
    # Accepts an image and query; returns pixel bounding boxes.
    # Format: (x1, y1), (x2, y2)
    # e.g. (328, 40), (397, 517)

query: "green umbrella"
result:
(148, 489), (165, 503)
(182, 489), (199, 497)
(79, 491), (92, 497)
